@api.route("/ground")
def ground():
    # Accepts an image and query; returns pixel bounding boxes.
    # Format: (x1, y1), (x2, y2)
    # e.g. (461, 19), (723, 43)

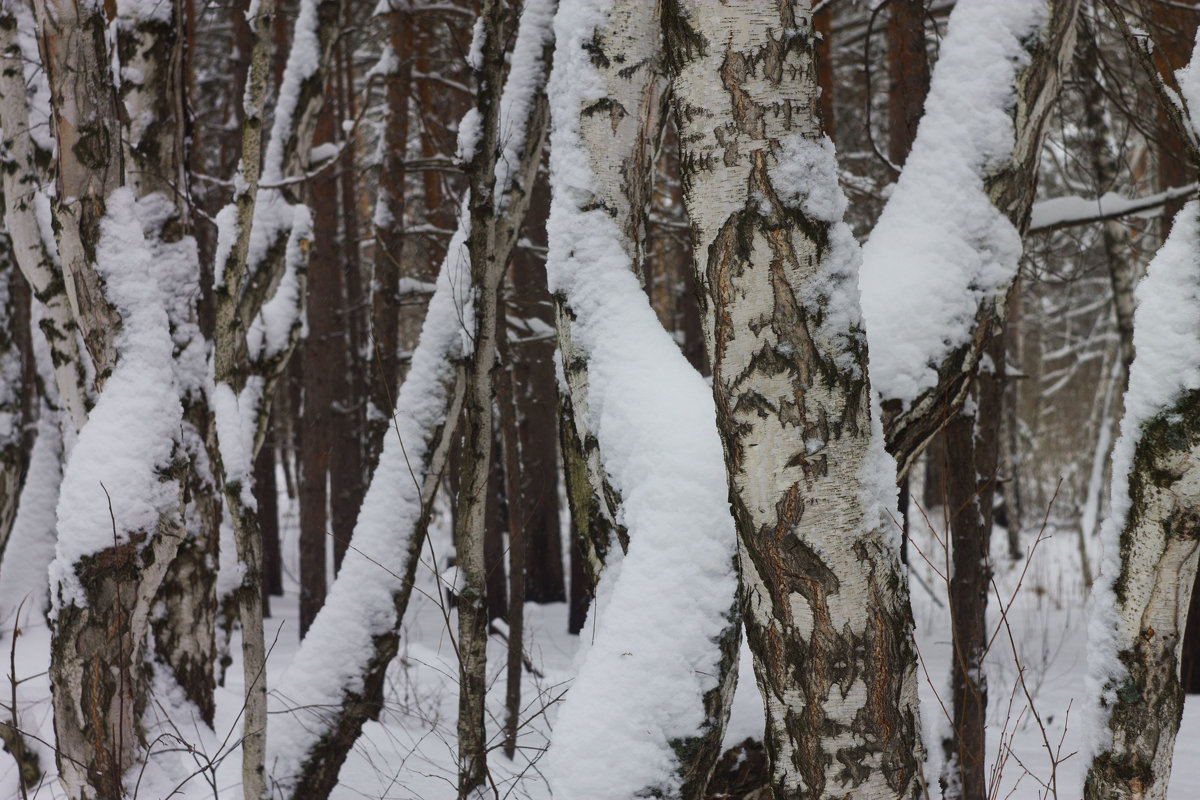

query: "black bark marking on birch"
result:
(1085, 389), (1200, 800)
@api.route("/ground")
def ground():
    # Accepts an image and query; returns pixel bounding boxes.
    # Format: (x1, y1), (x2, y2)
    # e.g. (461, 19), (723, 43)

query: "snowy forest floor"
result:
(3, 488), (1200, 799)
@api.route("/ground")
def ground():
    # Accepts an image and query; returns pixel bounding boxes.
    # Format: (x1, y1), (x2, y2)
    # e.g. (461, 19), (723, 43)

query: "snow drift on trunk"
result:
(860, 0), (1045, 408)
(541, 1), (738, 796)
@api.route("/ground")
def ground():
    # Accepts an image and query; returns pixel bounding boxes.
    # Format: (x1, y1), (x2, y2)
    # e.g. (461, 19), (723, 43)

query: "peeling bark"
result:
(117, 2), (220, 727)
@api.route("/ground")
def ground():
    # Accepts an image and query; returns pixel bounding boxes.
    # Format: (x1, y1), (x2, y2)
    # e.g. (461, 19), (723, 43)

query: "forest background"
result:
(3, 0), (1200, 799)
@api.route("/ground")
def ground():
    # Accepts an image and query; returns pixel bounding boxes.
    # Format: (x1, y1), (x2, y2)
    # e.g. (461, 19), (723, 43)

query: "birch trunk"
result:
(34, 3), (197, 797)
(543, 1), (740, 795)
(877, 0), (1081, 478)
(116, 1), (221, 726)
(455, 3), (513, 792)
(663, 2), (922, 798)
(267, 3), (554, 795)
(549, 0), (671, 577)
(1085, 199), (1200, 800)
(209, 2), (275, 795)
(0, 4), (88, 432)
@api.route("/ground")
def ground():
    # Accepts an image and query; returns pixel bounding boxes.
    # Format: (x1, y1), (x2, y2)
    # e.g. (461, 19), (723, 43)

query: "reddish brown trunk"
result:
(511, 174), (565, 604)
(1150, 1), (1200, 232)
(814, 2), (834, 137)
(887, 0), (929, 168)
(942, 329), (1005, 800)
(254, 425), (282, 612)
(298, 97), (340, 638)
(330, 28), (365, 573)
(497, 299), (525, 758)
(368, 2), (412, 465)
(486, 429), (509, 623)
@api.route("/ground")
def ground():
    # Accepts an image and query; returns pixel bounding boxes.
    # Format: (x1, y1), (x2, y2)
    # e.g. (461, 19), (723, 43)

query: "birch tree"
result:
(1082, 8), (1200, 797)
(858, 2), (1080, 796)
(662, 2), (922, 798)
(0, 0), (88, 434)
(266, 3), (555, 796)
(29, 1), (202, 794)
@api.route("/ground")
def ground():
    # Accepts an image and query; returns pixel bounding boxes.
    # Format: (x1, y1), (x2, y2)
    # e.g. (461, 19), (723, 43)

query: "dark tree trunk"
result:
(367, 2), (411, 468)
(568, 522), (590, 635)
(511, 173), (565, 605)
(887, 0), (929, 168)
(486, 429), (509, 623)
(330, 25), (366, 573)
(254, 424), (282, 611)
(497, 298), (526, 758)
(814, 0), (834, 137)
(298, 97), (340, 638)
(1150, 0), (1200, 234)
(942, 330), (1005, 800)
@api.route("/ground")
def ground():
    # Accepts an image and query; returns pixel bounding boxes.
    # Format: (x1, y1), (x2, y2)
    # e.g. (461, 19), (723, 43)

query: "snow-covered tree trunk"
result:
(1085, 198), (1200, 800)
(866, 0), (1081, 479)
(549, 0), (670, 579)
(542, 1), (740, 796)
(114, 0), (221, 727)
(33, 2), (196, 797)
(663, 2), (922, 798)
(209, 2), (276, 796)
(265, 4), (554, 797)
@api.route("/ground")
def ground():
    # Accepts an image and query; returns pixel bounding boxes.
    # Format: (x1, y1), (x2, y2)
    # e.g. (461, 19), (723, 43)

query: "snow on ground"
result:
(5, 478), (1200, 797)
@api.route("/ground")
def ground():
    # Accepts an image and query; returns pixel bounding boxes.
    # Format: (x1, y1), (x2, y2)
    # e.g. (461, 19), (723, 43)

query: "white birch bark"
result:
(663, 2), (921, 798)
(543, 1), (740, 796)
(0, 2), (88, 432)
(207, 2), (276, 795)
(112, 0), (224, 728)
(29, 3), (199, 797)
(453, 3), (506, 796)
(1085, 198), (1200, 800)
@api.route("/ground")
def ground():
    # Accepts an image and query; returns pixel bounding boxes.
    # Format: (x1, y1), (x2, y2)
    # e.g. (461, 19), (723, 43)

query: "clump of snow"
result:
(1087, 200), (1200, 754)
(772, 133), (867, 377)
(456, 108), (482, 163)
(263, 0), (322, 184)
(494, 0), (555, 210)
(860, 0), (1043, 407)
(541, 1), (739, 796)
(50, 188), (183, 610)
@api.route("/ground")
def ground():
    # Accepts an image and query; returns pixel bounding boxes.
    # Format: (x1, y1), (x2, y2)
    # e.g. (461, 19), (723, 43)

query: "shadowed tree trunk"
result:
(511, 174), (565, 605)
(298, 96), (339, 638)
